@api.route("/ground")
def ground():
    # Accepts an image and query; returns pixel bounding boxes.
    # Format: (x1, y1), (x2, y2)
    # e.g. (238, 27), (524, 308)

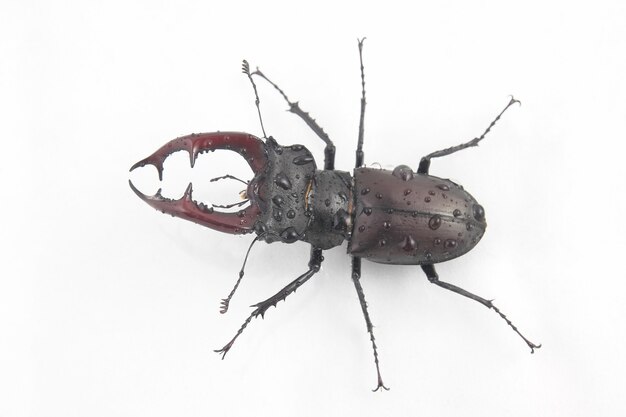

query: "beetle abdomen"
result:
(348, 167), (487, 265)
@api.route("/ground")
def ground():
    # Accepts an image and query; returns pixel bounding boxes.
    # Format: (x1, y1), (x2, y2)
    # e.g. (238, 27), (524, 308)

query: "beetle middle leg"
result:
(355, 37), (367, 168)
(421, 264), (541, 353)
(214, 247), (324, 358)
(417, 96), (520, 174)
(352, 257), (389, 391)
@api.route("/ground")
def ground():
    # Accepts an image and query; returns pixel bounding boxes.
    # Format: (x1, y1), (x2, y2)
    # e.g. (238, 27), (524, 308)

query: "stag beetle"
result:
(129, 39), (540, 391)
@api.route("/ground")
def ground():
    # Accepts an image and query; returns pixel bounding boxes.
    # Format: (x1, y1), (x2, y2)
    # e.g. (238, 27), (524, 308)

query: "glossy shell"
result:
(348, 167), (487, 265)
(253, 140), (317, 243)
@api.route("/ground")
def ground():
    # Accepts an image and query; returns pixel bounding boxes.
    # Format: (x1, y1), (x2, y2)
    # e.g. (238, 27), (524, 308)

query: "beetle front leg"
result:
(214, 247), (324, 358)
(421, 264), (541, 353)
(252, 69), (336, 170)
(417, 97), (520, 174)
(352, 257), (389, 391)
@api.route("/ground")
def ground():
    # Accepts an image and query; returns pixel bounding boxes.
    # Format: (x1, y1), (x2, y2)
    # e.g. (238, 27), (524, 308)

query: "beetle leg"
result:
(355, 37), (367, 168)
(421, 264), (541, 353)
(417, 97), (520, 174)
(252, 68), (336, 170)
(352, 257), (389, 392)
(214, 247), (324, 358)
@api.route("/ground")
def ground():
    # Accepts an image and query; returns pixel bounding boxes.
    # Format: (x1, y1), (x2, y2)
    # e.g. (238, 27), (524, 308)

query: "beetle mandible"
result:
(129, 39), (540, 391)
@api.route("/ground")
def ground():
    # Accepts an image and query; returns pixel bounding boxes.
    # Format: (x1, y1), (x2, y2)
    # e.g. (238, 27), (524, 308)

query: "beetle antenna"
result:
(219, 234), (262, 314)
(242, 60), (267, 138)
(210, 174), (249, 185)
(421, 264), (541, 353)
(212, 199), (249, 210)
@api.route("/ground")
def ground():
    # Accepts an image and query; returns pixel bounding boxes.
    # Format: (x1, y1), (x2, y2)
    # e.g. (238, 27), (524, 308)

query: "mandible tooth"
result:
(129, 158), (165, 181)
(184, 182), (194, 201)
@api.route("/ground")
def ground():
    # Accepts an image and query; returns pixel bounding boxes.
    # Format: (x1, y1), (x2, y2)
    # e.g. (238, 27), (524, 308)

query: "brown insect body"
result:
(129, 40), (539, 392)
(349, 167), (486, 265)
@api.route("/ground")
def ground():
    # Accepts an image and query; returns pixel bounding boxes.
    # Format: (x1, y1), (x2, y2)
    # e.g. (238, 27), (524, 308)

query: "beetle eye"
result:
(472, 204), (485, 221)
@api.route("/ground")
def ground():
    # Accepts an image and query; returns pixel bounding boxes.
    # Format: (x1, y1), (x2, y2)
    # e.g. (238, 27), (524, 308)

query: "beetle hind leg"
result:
(421, 264), (541, 353)
(214, 247), (324, 358)
(352, 257), (389, 391)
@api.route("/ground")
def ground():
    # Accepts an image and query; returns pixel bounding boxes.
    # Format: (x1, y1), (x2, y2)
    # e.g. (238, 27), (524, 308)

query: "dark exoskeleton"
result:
(129, 39), (540, 391)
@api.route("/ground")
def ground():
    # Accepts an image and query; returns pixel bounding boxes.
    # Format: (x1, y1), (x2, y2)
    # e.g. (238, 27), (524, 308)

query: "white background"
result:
(2, 1), (625, 416)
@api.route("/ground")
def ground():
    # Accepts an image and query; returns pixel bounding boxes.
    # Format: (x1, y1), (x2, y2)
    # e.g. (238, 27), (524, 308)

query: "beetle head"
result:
(129, 132), (267, 235)
(248, 137), (317, 243)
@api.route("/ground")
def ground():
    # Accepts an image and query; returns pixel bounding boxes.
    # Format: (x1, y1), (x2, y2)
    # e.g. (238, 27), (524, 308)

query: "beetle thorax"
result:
(250, 138), (317, 243)
(250, 138), (352, 249)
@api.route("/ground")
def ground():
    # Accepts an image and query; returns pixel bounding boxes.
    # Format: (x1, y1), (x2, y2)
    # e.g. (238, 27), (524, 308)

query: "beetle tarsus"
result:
(490, 304), (542, 353)
(504, 95), (521, 107)
(373, 377), (390, 392)
(421, 264), (541, 353)
(214, 336), (240, 359)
